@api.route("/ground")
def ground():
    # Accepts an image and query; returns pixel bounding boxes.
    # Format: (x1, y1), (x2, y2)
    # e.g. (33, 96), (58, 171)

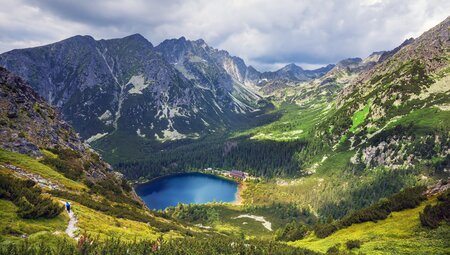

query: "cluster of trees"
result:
(41, 146), (144, 208)
(84, 176), (137, 207)
(420, 188), (450, 228)
(41, 156), (84, 181)
(245, 203), (317, 226)
(314, 186), (426, 238)
(0, 234), (319, 255)
(435, 155), (450, 175)
(345, 240), (362, 250)
(165, 204), (220, 224)
(49, 189), (136, 221)
(368, 123), (448, 158)
(0, 173), (63, 219)
(40, 147), (84, 181)
(164, 202), (318, 240)
(319, 104), (352, 144)
(324, 240), (362, 254)
(275, 221), (308, 241)
(116, 137), (307, 179)
(318, 168), (420, 219)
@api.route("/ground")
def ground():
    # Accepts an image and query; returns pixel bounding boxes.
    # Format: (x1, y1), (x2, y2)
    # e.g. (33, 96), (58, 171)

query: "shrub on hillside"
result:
(244, 203), (317, 226)
(326, 244), (340, 254)
(346, 239), (362, 249)
(340, 186), (426, 227)
(420, 190), (450, 229)
(120, 178), (132, 192)
(47, 147), (81, 160)
(316, 186), (426, 238)
(275, 221), (309, 241)
(314, 223), (339, 238)
(83, 174), (140, 207)
(166, 204), (220, 224)
(41, 156), (84, 181)
(0, 173), (63, 219)
(41, 147), (86, 181)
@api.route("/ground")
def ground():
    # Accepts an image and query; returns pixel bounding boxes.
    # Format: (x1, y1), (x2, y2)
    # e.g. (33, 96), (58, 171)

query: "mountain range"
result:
(0, 34), (333, 149)
(0, 15), (449, 255)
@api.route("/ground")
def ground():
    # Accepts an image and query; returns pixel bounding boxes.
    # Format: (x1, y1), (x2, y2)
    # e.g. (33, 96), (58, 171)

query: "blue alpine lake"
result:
(135, 172), (239, 210)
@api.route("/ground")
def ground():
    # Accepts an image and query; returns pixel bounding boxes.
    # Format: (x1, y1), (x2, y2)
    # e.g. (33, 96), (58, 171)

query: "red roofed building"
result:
(230, 170), (246, 180)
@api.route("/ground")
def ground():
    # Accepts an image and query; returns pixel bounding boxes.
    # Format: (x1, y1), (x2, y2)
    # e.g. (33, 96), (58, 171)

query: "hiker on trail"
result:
(65, 201), (71, 213)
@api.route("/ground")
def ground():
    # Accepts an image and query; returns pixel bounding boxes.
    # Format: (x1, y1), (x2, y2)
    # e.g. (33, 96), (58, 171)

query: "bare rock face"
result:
(0, 67), (75, 154)
(0, 66), (109, 179)
(426, 179), (450, 197)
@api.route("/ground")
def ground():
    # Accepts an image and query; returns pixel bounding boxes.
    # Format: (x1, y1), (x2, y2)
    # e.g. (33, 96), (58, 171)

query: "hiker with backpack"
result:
(65, 201), (71, 213)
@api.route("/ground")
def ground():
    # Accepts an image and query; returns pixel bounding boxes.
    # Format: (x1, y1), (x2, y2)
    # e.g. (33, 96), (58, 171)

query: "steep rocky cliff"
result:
(0, 66), (120, 180)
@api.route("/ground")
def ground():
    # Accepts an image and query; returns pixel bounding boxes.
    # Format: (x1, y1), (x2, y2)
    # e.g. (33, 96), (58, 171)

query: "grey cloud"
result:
(23, 0), (184, 27)
(1, 0), (450, 70)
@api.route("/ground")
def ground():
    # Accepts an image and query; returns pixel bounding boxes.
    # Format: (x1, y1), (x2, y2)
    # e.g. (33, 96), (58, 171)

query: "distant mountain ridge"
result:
(155, 36), (334, 89)
(0, 35), (266, 149)
(0, 34), (335, 149)
(257, 63), (335, 84)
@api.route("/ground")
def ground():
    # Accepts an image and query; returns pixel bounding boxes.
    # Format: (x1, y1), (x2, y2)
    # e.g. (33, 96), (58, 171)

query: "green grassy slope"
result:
(0, 150), (86, 191)
(0, 200), (68, 242)
(291, 199), (450, 254)
(0, 149), (199, 245)
(349, 101), (371, 133)
(235, 102), (330, 141)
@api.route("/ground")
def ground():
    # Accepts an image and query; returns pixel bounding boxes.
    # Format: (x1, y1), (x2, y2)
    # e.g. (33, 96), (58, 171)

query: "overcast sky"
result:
(0, 0), (449, 71)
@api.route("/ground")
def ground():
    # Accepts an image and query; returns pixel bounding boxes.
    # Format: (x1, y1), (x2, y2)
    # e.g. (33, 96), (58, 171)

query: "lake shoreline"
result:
(131, 170), (239, 187)
(234, 181), (246, 205)
(135, 172), (240, 210)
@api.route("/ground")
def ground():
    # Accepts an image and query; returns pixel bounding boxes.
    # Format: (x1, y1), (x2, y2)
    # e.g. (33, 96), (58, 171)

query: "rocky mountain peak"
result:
(62, 35), (96, 44)
(280, 63), (304, 72)
(119, 33), (152, 46)
(377, 37), (414, 63)
(194, 38), (207, 46)
(336, 57), (363, 67)
(316, 64), (335, 71)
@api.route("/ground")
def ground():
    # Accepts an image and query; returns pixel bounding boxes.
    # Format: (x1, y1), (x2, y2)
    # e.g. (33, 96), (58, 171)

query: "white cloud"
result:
(0, 0), (449, 71)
